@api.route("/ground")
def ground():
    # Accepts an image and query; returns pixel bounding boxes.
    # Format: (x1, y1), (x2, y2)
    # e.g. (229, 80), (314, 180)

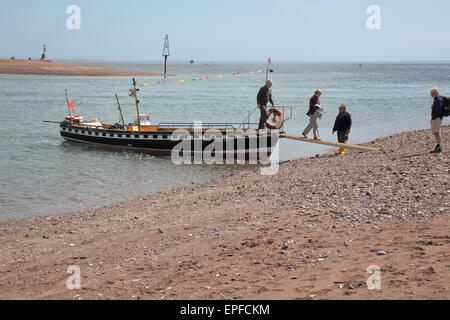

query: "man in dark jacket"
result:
(332, 104), (352, 155)
(430, 87), (444, 153)
(256, 80), (276, 129)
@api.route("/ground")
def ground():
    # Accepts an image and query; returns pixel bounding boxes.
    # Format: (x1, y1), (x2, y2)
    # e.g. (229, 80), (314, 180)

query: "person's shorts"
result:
(430, 118), (443, 133)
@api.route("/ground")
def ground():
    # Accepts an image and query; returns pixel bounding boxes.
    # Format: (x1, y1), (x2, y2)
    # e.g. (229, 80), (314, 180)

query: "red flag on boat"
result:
(67, 98), (75, 112)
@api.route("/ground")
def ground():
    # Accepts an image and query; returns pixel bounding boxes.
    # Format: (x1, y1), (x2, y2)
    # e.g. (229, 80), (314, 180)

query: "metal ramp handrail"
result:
(157, 105), (293, 131)
(241, 107), (259, 129)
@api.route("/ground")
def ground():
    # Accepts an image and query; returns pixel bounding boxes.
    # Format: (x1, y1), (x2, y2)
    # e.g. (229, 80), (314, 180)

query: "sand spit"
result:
(0, 59), (168, 77)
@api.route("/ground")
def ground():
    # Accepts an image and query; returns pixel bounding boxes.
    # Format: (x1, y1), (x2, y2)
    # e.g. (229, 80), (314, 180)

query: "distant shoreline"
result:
(0, 59), (172, 77)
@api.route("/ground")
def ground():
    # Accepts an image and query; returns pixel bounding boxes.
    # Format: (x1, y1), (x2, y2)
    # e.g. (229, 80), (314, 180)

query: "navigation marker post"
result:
(162, 34), (170, 79)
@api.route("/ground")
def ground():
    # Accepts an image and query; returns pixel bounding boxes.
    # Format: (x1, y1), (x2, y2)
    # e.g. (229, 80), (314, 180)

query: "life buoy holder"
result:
(265, 108), (284, 129)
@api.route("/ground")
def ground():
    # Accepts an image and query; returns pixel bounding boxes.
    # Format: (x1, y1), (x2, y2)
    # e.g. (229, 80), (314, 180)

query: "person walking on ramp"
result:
(257, 80), (276, 130)
(302, 89), (325, 140)
(332, 104), (352, 155)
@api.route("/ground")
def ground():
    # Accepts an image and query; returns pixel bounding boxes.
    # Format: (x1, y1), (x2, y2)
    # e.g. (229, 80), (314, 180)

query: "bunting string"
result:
(137, 69), (263, 87)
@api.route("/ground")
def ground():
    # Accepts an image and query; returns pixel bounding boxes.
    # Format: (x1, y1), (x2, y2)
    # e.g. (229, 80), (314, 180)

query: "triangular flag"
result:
(67, 98), (75, 112)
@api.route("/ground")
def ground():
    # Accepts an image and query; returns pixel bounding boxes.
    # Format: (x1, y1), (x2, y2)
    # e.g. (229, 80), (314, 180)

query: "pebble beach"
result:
(0, 126), (448, 300)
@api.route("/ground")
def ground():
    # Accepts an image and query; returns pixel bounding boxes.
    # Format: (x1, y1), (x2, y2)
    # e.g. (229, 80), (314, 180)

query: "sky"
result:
(1, 0), (449, 61)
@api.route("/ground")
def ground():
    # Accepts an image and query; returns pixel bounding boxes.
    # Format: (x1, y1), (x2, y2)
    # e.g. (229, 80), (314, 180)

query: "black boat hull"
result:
(60, 123), (279, 162)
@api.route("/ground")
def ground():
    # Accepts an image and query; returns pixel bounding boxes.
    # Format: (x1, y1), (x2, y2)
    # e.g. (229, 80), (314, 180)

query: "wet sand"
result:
(0, 59), (167, 76)
(0, 126), (448, 300)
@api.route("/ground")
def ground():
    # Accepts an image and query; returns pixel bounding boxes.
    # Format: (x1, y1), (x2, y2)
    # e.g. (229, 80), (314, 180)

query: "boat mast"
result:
(132, 78), (141, 131)
(65, 89), (72, 123)
(115, 94), (125, 125)
(265, 58), (271, 82)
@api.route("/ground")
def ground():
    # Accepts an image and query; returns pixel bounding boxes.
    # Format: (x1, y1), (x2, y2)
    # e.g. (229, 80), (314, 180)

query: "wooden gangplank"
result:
(280, 133), (380, 152)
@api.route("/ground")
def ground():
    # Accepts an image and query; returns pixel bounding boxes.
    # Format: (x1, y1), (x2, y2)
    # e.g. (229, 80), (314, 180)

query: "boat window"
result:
(69, 128), (72, 132)
(134, 134), (139, 138)
(118, 134), (122, 137)
(102, 133), (106, 137)
(144, 135), (148, 139)
(110, 133), (114, 137)
(62, 127), (66, 131)
(163, 135), (168, 139)
(82, 130), (85, 134)
(74, 129), (77, 133)
(88, 131), (92, 135)
(153, 135), (157, 139)
(95, 132), (99, 136)
(126, 134), (130, 138)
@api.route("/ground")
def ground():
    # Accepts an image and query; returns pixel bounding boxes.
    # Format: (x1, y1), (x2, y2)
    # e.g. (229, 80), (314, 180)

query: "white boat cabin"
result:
(134, 114), (151, 125)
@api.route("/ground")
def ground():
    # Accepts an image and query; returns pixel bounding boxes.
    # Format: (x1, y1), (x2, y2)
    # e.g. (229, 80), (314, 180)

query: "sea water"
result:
(0, 61), (449, 221)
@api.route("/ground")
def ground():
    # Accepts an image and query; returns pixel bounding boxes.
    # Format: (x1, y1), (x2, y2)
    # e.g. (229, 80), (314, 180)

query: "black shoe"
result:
(314, 137), (321, 140)
(430, 145), (442, 153)
(302, 132), (308, 138)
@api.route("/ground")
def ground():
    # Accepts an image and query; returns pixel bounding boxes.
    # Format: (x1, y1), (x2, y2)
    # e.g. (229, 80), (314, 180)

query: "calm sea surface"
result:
(0, 61), (449, 221)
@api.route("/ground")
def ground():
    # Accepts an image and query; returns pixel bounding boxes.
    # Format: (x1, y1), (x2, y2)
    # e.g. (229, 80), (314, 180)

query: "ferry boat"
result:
(56, 79), (291, 162)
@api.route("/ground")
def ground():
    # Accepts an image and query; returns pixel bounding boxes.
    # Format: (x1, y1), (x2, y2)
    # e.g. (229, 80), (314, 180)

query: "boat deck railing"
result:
(159, 106), (293, 130)
(240, 106), (293, 130)
(59, 105), (293, 132)
(158, 122), (260, 130)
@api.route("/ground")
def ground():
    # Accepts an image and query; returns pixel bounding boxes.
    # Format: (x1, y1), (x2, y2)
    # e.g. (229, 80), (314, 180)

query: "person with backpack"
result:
(429, 87), (448, 153)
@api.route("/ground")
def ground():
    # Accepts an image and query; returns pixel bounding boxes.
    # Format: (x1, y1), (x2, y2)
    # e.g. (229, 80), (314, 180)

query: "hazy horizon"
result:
(32, 59), (450, 64)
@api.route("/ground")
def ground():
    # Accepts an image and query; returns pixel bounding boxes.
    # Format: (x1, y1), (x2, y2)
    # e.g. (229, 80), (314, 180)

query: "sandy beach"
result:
(0, 126), (448, 300)
(0, 59), (166, 76)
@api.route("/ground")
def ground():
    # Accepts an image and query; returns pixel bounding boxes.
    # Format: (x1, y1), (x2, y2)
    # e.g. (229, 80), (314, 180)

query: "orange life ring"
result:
(65, 115), (83, 122)
(265, 108), (284, 129)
